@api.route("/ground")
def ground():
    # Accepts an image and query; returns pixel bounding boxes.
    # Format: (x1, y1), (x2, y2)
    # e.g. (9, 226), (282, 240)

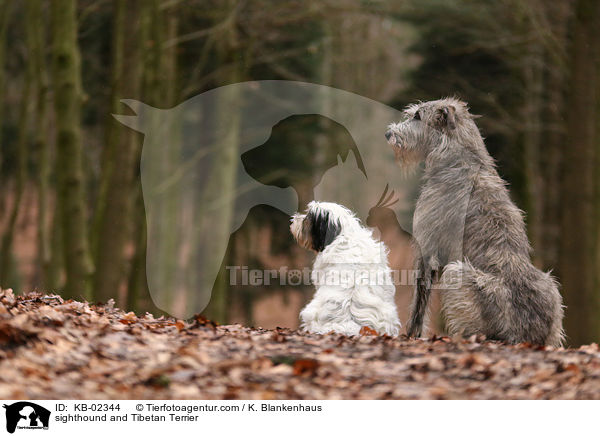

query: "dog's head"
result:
(385, 97), (478, 165)
(290, 201), (358, 252)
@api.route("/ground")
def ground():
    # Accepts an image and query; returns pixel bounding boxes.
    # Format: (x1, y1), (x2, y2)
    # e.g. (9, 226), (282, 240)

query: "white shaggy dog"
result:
(290, 201), (401, 336)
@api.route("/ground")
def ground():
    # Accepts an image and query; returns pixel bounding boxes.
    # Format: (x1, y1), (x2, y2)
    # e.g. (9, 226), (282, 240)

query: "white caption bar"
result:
(0, 400), (591, 435)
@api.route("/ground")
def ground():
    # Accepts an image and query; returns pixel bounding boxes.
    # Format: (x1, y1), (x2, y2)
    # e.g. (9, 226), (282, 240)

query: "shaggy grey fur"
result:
(386, 98), (564, 346)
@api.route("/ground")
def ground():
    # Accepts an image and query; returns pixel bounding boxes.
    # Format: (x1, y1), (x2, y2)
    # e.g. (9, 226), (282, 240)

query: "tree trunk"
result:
(126, 0), (169, 313)
(0, 2), (34, 285)
(559, 0), (600, 346)
(151, 1), (180, 314)
(51, 0), (94, 299)
(202, 1), (242, 323)
(0, 0), (11, 212)
(28, 0), (52, 289)
(93, 0), (143, 303)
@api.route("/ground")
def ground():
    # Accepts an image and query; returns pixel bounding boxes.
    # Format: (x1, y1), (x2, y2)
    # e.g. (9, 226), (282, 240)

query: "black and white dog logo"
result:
(2, 402), (50, 433)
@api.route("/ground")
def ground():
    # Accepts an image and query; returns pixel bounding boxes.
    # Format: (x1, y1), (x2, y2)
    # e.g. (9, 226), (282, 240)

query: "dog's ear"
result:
(439, 105), (457, 130)
(308, 210), (341, 251)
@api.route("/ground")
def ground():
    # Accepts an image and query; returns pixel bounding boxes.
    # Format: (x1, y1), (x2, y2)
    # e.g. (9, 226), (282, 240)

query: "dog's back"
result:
(292, 201), (401, 336)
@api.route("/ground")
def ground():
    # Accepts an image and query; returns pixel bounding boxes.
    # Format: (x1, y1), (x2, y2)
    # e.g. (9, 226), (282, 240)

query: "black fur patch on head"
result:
(307, 209), (341, 252)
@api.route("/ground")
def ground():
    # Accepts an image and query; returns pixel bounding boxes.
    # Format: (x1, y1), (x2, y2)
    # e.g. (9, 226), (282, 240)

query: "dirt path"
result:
(0, 289), (598, 399)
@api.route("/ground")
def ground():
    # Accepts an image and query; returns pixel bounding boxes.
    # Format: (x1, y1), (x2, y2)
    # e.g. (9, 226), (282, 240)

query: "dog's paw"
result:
(406, 324), (421, 338)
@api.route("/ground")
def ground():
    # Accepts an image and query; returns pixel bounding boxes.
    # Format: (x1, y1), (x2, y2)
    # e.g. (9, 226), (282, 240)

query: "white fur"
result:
(291, 201), (401, 336)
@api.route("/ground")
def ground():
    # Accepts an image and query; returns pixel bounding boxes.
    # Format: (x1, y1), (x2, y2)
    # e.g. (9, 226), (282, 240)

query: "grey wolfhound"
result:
(385, 98), (564, 346)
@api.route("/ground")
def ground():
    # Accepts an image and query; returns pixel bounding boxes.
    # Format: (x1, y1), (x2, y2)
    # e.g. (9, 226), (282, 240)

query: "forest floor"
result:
(0, 290), (599, 400)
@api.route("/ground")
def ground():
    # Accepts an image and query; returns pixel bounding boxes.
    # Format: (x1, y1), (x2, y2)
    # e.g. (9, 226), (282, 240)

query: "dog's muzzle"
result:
(290, 214), (304, 242)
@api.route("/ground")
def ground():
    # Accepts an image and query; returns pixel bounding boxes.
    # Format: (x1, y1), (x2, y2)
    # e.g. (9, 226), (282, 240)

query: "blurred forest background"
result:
(0, 0), (599, 346)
